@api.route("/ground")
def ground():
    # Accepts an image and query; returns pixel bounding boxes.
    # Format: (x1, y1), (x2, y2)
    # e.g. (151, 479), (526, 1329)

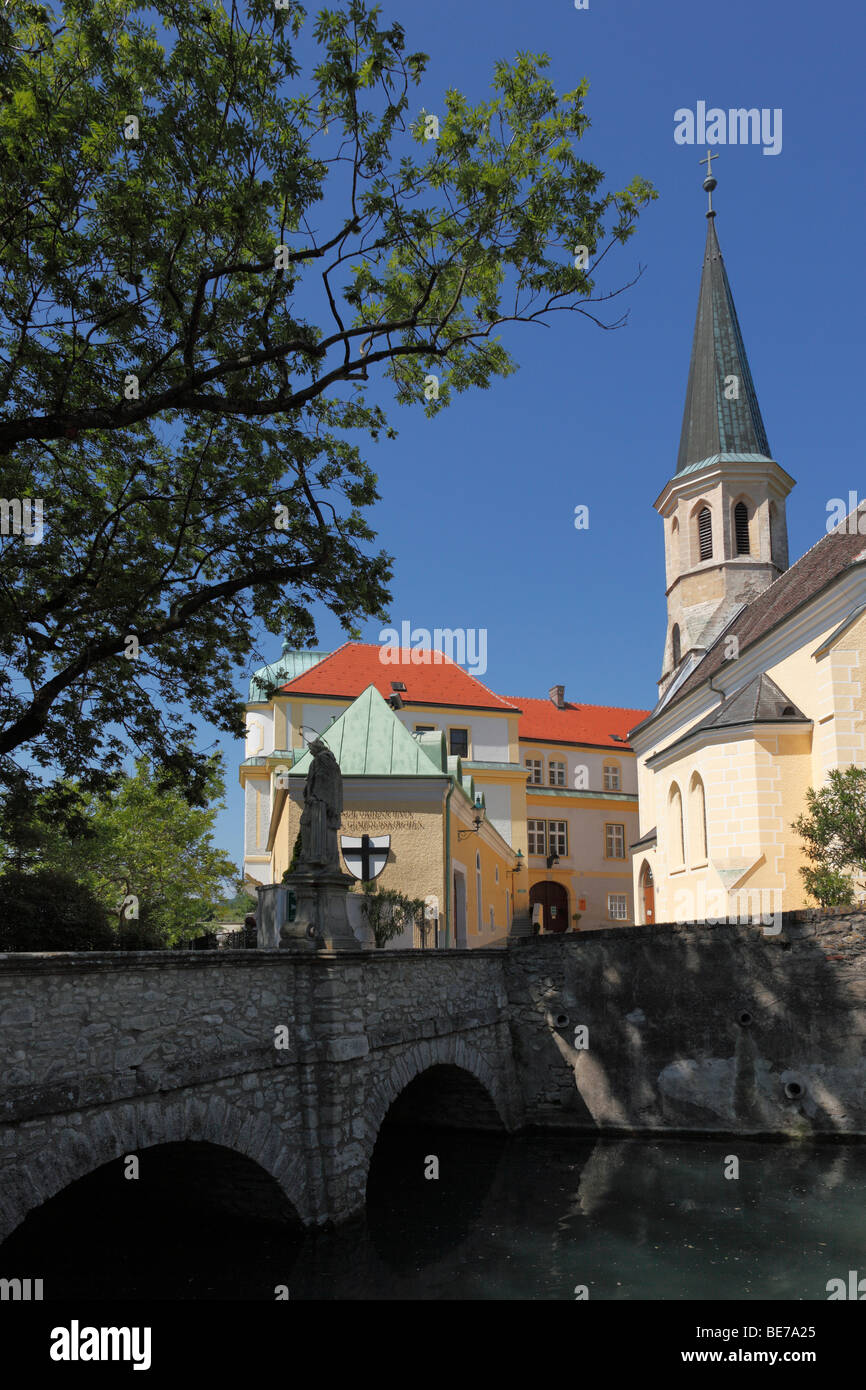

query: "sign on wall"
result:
(341, 834), (390, 881)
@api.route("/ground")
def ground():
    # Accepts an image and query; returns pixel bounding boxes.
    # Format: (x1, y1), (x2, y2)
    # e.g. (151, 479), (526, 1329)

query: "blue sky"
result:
(210, 0), (865, 868)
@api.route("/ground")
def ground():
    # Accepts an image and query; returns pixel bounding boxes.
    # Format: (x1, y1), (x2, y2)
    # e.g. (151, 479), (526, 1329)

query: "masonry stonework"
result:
(2, 910), (866, 1238)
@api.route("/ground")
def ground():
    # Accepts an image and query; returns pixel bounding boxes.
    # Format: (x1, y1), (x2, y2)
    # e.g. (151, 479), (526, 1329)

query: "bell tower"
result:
(656, 160), (795, 698)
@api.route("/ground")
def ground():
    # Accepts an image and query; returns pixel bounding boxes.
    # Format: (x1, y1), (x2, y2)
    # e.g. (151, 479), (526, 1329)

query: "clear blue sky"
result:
(210, 0), (866, 869)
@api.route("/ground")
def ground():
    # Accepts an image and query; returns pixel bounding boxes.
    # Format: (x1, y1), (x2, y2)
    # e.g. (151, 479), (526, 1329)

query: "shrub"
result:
(361, 882), (425, 949)
(0, 868), (115, 951)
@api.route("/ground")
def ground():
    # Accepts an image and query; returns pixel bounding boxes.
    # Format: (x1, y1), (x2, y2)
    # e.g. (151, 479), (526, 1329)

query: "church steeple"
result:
(676, 212), (772, 474)
(654, 170), (795, 698)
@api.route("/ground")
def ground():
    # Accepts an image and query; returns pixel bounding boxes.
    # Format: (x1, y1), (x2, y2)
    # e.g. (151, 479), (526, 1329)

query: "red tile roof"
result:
(509, 695), (651, 749)
(279, 642), (520, 712)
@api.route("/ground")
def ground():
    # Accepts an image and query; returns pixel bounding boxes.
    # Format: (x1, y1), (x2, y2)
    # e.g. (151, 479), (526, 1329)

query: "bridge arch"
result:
(0, 1091), (310, 1244)
(362, 1034), (509, 1178)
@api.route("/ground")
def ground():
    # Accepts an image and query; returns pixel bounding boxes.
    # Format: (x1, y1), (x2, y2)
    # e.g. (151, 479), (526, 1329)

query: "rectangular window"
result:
(603, 764), (621, 791)
(528, 820), (546, 855)
(414, 724), (436, 734)
(525, 758), (543, 785)
(605, 823), (625, 858)
(608, 894), (628, 921)
(548, 760), (566, 787)
(548, 820), (568, 856)
(449, 727), (469, 758)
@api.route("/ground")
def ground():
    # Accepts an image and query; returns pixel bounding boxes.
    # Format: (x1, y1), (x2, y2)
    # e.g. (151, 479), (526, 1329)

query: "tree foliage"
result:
(0, 0), (654, 811)
(1, 755), (238, 942)
(0, 866), (115, 950)
(792, 766), (866, 907)
(361, 879), (424, 948)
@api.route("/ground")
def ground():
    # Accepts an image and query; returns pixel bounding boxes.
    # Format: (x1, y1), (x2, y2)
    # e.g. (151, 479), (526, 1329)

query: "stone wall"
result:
(505, 908), (866, 1136)
(0, 948), (520, 1239)
(3, 907), (866, 1235)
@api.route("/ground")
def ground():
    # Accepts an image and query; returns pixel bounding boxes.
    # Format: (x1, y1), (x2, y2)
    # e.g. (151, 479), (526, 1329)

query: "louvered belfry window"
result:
(734, 502), (750, 555)
(698, 507), (712, 561)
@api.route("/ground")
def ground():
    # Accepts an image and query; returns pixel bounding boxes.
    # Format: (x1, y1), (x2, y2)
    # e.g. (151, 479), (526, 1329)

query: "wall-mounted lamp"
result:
(457, 797), (485, 839)
(510, 849), (524, 874)
(546, 852), (560, 870)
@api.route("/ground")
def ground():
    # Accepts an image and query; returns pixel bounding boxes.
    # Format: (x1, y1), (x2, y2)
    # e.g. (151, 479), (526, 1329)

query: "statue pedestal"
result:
(279, 869), (363, 951)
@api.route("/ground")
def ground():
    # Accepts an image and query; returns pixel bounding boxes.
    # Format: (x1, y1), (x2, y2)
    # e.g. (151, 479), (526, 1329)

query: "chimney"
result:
(549, 684), (565, 710)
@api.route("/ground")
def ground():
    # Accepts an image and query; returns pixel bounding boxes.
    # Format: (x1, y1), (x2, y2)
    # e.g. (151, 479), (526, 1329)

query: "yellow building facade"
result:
(240, 646), (648, 945)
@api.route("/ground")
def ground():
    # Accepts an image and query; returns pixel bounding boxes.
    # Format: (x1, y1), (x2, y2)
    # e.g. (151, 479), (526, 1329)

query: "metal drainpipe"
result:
(444, 780), (454, 949)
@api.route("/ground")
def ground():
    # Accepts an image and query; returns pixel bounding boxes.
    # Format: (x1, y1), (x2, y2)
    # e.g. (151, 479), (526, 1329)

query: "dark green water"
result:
(3, 1131), (865, 1300)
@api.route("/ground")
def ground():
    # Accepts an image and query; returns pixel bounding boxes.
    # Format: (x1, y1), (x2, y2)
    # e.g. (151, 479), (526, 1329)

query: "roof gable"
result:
(289, 685), (446, 778)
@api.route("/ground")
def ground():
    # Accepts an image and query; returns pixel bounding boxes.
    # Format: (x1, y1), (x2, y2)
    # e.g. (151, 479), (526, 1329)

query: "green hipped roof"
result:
(248, 645), (330, 702)
(288, 685), (482, 810)
(676, 215), (772, 475)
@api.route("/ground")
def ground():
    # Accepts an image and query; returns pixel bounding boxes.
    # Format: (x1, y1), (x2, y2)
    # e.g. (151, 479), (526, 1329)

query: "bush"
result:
(361, 883), (425, 949)
(0, 868), (116, 951)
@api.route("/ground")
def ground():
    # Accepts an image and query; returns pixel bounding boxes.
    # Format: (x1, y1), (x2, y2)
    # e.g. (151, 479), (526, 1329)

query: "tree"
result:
(0, 0), (654, 811)
(792, 767), (866, 907)
(361, 880), (424, 948)
(3, 756), (238, 943)
(0, 867), (116, 951)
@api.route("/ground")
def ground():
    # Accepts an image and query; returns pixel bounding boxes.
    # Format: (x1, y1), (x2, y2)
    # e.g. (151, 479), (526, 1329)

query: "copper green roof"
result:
(289, 684), (449, 778)
(676, 215), (772, 474)
(248, 646), (330, 702)
(287, 686), (485, 812)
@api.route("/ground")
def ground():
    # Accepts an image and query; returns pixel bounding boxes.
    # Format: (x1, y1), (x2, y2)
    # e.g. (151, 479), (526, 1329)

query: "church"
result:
(628, 172), (866, 928)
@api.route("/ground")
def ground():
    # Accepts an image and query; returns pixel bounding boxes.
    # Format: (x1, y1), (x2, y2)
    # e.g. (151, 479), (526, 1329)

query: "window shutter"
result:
(734, 502), (750, 555)
(698, 507), (712, 561)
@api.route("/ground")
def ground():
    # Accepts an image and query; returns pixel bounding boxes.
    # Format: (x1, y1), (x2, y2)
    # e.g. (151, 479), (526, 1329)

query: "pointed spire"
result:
(676, 178), (771, 474)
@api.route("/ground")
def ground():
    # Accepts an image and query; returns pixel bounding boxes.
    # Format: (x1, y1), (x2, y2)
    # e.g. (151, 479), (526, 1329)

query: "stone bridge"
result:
(3, 911), (866, 1242)
(0, 948), (520, 1240)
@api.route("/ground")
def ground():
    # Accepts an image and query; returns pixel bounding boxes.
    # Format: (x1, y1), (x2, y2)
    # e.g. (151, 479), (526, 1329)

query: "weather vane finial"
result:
(699, 151), (719, 218)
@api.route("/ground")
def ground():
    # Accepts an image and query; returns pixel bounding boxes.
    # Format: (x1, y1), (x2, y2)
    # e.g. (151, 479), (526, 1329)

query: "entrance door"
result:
(453, 869), (467, 947)
(529, 880), (570, 933)
(641, 863), (655, 924)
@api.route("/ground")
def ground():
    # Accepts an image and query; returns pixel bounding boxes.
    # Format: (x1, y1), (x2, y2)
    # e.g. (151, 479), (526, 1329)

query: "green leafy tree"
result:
(3, 756), (238, 943)
(792, 767), (866, 907)
(0, 867), (116, 951)
(361, 880), (424, 948)
(0, 0), (654, 814)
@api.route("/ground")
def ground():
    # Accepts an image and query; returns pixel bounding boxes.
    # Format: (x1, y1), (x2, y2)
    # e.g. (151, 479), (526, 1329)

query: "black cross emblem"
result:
(357, 834), (375, 880)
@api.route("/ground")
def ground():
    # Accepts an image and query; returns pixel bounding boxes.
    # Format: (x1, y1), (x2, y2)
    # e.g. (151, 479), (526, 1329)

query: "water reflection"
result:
(2, 1133), (864, 1300)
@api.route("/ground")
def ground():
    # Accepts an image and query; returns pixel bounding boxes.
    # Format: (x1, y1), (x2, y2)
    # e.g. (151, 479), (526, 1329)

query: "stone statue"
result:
(297, 738), (342, 872)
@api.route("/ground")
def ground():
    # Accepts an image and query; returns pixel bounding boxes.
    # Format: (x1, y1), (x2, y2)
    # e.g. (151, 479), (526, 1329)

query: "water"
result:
(3, 1131), (864, 1300)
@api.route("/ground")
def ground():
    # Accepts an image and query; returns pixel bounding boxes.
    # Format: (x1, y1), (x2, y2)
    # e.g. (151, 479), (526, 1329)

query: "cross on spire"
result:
(699, 151), (719, 217)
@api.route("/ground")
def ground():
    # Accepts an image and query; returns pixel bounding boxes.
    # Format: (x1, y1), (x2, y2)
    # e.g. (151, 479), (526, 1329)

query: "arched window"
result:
(639, 860), (655, 925)
(734, 501), (750, 556)
(475, 851), (483, 935)
(671, 624), (681, 667)
(698, 507), (713, 561)
(689, 773), (708, 862)
(668, 783), (685, 866)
